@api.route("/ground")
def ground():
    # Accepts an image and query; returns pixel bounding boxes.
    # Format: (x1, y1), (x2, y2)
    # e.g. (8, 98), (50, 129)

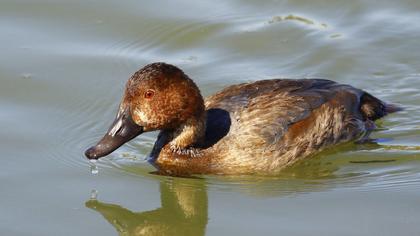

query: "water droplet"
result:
(90, 189), (98, 200)
(89, 159), (99, 175)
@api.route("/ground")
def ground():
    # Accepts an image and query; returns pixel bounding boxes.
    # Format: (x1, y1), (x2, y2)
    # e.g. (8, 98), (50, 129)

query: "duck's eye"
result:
(144, 89), (155, 99)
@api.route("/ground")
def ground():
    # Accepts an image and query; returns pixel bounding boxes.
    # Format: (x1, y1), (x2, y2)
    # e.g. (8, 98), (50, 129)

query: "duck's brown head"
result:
(85, 62), (204, 160)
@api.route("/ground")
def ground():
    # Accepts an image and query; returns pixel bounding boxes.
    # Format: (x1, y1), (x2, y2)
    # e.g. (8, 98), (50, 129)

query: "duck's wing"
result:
(205, 79), (337, 111)
(204, 79), (391, 148)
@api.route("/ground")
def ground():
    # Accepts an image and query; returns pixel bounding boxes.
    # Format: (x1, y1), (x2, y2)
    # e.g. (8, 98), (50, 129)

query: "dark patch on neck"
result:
(147, 131), (169, 163)
(201, 108), (231, 148)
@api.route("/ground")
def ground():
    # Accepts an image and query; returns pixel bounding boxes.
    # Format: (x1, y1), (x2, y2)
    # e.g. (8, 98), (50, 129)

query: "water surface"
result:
(1, 0), (420, 235)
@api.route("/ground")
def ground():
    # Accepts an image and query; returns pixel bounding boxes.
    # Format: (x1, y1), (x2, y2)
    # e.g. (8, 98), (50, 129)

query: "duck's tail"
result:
(360, 93), (402, 121)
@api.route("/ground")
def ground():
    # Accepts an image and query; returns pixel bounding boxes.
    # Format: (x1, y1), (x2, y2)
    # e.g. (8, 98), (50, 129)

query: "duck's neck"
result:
(147, 112), (206, 163)
(168, 113), (206, 153)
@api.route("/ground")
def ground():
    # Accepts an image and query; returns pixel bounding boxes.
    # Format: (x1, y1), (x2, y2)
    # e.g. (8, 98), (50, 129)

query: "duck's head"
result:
(85, 62), (204, 160)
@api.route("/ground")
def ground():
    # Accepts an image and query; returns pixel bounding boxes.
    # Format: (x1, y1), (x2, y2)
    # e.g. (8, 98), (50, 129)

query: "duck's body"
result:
(151, 78), (392, 175)
(85, 63), (399, 175)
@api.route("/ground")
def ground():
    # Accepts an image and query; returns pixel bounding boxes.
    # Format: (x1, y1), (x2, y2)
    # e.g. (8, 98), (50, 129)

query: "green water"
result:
(1, 0), (420, 235)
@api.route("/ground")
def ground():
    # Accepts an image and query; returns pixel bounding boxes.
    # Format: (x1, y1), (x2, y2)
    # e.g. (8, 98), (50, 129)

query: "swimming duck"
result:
(85, 62), (399, 175)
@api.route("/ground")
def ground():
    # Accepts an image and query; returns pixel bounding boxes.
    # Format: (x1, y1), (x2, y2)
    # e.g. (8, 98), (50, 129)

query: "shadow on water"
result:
(86, 178), (208, 236)
(85, 138), (420, 236)
(84, 175), (330, 236)
(83, 155), (351, 236)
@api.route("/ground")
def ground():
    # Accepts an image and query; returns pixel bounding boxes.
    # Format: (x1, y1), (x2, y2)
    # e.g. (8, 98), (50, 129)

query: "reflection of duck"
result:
(86, 179), (208, 236)
(85, 62), (400, 175)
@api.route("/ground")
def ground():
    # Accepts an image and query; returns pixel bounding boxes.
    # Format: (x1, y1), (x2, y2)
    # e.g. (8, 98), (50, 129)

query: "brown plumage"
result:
(85, 62), (400, 175)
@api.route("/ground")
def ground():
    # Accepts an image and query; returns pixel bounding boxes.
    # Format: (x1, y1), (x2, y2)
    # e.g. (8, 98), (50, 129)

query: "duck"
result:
(85, 62), (400, 175)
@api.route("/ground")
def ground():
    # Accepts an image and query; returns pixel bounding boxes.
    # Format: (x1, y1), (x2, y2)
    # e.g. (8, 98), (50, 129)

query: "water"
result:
(1, 0), (420, 235)
(90, 159), (99, 175)
(90, 189), (98, 200)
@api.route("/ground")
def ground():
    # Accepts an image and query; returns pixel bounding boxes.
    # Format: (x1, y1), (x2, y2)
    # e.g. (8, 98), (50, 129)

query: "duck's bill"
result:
(84, 108), (144, 160)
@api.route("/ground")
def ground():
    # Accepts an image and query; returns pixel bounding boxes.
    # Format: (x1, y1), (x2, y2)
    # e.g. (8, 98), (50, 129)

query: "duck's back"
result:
(203, 79), (392, 173)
